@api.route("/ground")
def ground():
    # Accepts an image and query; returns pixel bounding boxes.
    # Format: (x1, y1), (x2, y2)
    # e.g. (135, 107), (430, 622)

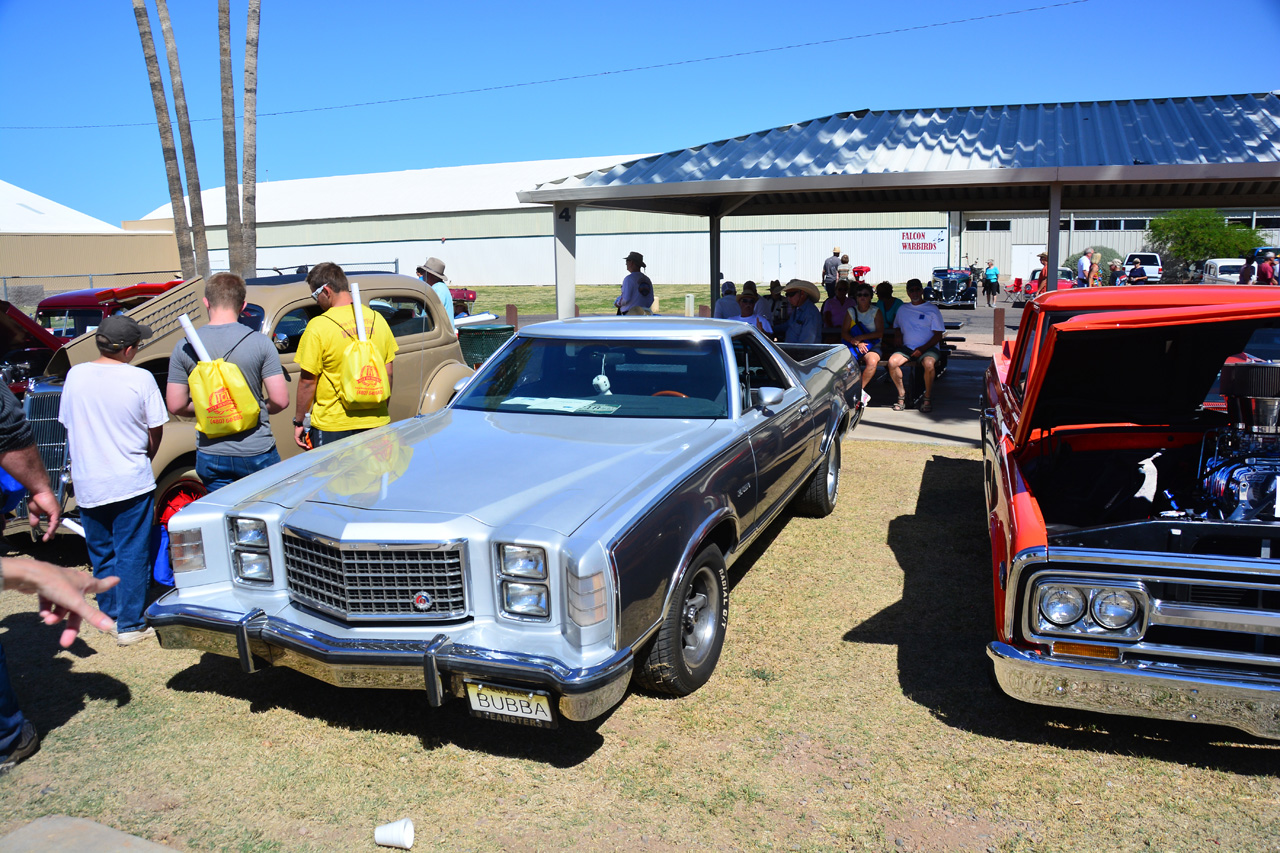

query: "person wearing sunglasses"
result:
(842, 284), (883, 396)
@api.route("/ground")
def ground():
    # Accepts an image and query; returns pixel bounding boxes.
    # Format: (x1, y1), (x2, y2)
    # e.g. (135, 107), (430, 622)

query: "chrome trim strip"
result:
(283, 526), (466, 552)
(988, 640), (1280, 741)
(1049, 546), (1280, 579)
(1151, 601), (1280, 638)
(1002, 546), (1048, 640)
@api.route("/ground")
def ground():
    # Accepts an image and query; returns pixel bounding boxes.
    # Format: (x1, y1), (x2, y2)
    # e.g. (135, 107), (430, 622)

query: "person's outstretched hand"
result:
(2, 556), (118, 647)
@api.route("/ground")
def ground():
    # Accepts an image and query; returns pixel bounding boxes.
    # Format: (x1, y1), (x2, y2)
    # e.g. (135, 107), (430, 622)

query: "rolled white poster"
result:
(178, 314), (212, 362)
(350, 281), (368, 342)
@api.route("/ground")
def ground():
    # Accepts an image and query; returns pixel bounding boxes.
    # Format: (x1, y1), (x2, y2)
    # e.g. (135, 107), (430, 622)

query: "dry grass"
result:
(1, 440), (1278, 852)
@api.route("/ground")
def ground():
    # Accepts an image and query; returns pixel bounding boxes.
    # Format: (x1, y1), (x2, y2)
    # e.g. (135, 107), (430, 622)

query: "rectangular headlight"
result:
(230, 517), (268, 548)
(234, 551), (273, 583)
(169, 527), (206, 574)
(500, 544), (546, 579)
(568, 571), (607, 627)
(502, 581), (548, 618)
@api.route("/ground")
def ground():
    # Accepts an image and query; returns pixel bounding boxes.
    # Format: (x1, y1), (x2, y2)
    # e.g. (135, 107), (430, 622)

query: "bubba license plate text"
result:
(465, 682), (556, 728)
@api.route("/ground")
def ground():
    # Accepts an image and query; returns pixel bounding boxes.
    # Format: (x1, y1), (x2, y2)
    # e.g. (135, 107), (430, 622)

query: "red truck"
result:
(34, 280), (184, 343)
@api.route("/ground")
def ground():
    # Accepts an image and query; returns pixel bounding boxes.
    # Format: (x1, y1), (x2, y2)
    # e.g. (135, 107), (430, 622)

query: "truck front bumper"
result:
(147, 597), (633, 723)
(988, 641), (1280, 741)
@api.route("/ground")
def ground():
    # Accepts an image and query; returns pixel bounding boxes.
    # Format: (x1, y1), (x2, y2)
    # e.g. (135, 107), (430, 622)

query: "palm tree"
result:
(154, 0), (210, 281)
(132, 0), (195, 280)
(219, 0), (245, 277)
(241, 0), (261, 277)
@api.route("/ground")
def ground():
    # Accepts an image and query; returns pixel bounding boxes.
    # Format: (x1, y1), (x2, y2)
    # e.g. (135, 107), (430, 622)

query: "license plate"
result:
(465, 682), (556, 728)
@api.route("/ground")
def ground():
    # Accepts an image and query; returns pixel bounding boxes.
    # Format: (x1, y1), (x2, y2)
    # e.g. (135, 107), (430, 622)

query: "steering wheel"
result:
(652, 390), (688, 398)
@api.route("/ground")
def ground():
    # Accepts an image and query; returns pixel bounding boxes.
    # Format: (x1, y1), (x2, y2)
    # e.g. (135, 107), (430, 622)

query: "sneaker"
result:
(116, 626), (156, 647)
(0, 721), (39, 776)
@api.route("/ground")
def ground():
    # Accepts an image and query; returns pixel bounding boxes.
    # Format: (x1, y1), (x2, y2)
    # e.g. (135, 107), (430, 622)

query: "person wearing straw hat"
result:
(59, 314), (169, 646)
(616, 251), (654, 315)
(782, 279), (823, 344)
(293, 262), (399, 449)
(166, 272), (289, 490)
(416, 257), (455, 330)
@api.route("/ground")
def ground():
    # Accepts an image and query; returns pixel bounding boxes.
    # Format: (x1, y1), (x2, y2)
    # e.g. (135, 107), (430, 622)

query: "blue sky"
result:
(2, 0), (1277, 226)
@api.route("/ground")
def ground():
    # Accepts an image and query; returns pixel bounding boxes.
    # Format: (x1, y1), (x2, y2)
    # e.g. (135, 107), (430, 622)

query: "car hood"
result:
(258, 411), (722, 535)
(0, 302), (63, 354)
(1017, 300), (1280, 446)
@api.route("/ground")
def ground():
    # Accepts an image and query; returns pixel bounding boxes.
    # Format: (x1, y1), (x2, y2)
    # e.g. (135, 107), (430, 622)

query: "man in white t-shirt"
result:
(59, 315), (168, 646)
(887, 278), (946, 413)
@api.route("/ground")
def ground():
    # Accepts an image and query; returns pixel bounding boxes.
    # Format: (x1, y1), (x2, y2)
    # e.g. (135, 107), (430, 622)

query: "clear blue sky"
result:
(2, 0), (1277, 226)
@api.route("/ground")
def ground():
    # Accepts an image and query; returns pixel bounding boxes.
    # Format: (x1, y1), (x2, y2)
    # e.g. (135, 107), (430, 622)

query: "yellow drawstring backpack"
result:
(326, 307), (390, 409)
(188, 330), (261, 436)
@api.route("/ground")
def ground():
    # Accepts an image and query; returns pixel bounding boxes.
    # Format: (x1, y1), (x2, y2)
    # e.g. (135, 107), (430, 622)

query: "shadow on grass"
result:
(166, 654), (609, 766)
(844, 454), (1280, 773)
(0, 613), (131, 739)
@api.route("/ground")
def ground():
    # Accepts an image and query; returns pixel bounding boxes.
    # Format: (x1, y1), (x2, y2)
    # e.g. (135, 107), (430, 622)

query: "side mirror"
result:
(758, 386), (785, 407)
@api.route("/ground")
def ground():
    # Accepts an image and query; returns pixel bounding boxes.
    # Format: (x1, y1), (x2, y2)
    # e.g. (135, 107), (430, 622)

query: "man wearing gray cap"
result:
(59, 315), (169, 646)
(1257, 252), (1278, 287)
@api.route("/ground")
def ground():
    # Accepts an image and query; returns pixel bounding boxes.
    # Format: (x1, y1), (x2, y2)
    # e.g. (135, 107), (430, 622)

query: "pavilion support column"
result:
(709, 213), (722, 309)
(1046, 184), (1063, 292)
(553, 203), (577, 319)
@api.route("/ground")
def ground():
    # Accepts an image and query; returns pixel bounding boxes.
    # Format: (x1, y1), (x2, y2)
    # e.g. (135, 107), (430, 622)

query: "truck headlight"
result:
(169, 527), (206, 574)
(1039, 585), (1085, 626)
(228, 516), (271, 583)
(502, 581), (548, 618)
(501, 544), (547, 579)
(1091, 589), (1137, 629)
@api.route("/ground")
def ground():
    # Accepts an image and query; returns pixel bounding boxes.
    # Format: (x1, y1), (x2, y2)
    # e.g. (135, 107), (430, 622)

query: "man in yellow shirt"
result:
(292, 262), (399, 449)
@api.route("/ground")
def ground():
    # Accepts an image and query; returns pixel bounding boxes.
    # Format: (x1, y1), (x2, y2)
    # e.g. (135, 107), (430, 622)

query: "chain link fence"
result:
(0, 270), (183, 313)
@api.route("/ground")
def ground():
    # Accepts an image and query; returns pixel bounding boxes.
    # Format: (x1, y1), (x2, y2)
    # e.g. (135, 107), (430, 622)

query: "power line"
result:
(3, 1), (1090, 131)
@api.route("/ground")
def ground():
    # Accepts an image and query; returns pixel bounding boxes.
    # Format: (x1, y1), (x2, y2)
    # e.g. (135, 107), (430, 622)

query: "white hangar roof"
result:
(1, 179), (124, 234)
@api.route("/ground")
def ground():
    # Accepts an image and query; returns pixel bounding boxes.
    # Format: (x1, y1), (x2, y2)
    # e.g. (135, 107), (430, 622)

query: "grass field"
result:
(1, 440), (1277, 852)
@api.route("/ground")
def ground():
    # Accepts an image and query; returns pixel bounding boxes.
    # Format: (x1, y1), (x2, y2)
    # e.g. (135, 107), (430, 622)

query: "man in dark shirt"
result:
(1128, 260), (1149, 285)
(821, 248), (841, 299)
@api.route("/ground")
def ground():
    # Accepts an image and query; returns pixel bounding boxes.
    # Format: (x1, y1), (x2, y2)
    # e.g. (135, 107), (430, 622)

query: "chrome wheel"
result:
(681, 564), (720, 670)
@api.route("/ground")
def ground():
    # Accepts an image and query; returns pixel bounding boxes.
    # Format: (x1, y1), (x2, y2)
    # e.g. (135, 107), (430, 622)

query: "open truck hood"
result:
(0, 302), (64, 354)
(1015, 298), (1280, 449)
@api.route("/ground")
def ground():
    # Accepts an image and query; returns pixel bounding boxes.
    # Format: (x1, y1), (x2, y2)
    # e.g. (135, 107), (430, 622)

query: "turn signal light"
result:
(1052, 642), (1120, 660)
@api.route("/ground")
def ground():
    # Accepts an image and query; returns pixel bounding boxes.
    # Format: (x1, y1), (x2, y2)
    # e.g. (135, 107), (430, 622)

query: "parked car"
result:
(0, 301), (64, 398)
(924, 268), (976, 308)
(146, 319), (862, 727)
(450, 286), (477, 317)
(1123, 252), (1163, 283)
(35, 280), (184, 344)
(1202, 258), (1247, 284)
(1027, 266), (1076, 291)
(982, 284), (1280, 741)
(14, 271), (473, 530)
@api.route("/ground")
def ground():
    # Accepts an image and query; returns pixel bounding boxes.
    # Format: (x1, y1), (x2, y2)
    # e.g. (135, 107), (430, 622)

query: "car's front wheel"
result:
(635, 545), (728, 696)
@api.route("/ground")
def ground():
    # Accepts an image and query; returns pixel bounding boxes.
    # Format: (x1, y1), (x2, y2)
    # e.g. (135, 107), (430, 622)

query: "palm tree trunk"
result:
(219, 0), (245, 278)
(132, 0), (195, 281)
(241, 0), (261, 278)
(154, 0), (210, 281)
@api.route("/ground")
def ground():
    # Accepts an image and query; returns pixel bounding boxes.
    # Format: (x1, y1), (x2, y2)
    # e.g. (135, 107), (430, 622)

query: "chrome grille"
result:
(282, 529), (467, 621)
(22, 389), (68, 504)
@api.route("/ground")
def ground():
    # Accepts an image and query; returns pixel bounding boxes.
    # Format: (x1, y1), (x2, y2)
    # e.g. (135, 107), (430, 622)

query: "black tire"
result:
(794, 437), (841, 518)
(635, 545), (728, 696)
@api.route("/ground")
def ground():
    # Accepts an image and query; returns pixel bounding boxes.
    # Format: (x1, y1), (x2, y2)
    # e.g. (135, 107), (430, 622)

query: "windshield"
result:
(1218, 264), (1242, 276)
(36, 308), (106, 337)
(453, 337), (730, 418)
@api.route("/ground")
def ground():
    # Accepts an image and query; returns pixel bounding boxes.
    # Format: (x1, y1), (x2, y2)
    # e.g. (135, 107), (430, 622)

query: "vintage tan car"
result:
(21, 271), (473, 527)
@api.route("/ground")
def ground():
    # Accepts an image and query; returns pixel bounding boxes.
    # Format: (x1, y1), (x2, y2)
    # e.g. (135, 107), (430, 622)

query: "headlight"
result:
(231, 517), (268, 547)
(502, 581), (548, 617)
(1039, 585), (1085, 626)
(501, 545), (546, 579)
(234, 551), (273, 582)
(1091, 589), (1137, 629)
(169, 527), (206, 574)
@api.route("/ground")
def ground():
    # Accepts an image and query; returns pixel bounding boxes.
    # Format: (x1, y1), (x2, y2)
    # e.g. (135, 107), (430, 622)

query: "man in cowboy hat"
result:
(1036, 252), (1051, 294)
(616, 251), (654, 315)
(783, 279), (822, 344)
(416, 257), (454, 329)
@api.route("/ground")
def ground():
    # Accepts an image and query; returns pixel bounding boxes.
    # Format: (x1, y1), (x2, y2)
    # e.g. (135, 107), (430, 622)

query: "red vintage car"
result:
(981, 285), (1280, 740)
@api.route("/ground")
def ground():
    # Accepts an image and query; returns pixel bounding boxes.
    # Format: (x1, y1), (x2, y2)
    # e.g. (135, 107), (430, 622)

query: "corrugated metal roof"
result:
(519, 93), (1280, 214)
(141, 154), (650, 225)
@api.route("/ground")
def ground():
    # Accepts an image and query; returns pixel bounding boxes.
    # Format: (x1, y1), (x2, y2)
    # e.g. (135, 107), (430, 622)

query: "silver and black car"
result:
(924, 268), (977, 308)
(147, 318), (861, 727)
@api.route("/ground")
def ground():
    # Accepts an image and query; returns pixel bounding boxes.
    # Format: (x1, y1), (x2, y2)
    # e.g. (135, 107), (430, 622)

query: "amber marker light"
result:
(1051, 642), (1121, 660)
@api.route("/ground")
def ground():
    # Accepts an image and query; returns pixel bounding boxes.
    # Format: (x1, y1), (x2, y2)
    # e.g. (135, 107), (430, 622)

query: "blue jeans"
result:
(196, 447), (282, 492)
(81, 491), (154, 634)
(0, 643), (24, 757)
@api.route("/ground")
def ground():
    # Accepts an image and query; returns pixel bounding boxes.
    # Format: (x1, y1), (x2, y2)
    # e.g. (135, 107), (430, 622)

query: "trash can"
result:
(457, 324), (515, 368)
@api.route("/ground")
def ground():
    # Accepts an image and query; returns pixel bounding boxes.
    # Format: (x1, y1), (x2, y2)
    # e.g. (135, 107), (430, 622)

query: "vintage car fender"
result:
(417, 359), (474, 415)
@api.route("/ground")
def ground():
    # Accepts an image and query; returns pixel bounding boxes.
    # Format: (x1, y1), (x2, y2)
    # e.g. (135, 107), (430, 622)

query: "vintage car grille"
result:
(21, 388), (69, 504)
(940, 280), (960, 299)
(282, 529), (467, 621)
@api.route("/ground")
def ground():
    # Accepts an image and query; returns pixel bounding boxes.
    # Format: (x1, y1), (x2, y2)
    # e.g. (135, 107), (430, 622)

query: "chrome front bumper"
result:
(147, 598), (633, 722)
(988, 642), (1280, 741)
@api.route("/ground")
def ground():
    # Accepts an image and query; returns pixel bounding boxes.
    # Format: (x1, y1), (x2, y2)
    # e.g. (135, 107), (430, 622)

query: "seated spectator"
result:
(842, 282), (883, 396)
(887, 279), (945, 413)
(783, 280), (822, 344)
(730, 291), (773, 336)
(713, 281), (739, 319)
(760, 280), (790, 337)
(875, 281), (904, 352)
(821, 280), (855, 342)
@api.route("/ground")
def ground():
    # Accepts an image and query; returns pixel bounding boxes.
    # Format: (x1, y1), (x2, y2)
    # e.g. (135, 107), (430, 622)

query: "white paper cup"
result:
(374, 817), (414, 849)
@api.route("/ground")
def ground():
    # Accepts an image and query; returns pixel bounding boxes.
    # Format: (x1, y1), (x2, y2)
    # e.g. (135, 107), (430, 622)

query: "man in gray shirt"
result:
(167, 272), (289, 490)
(822, 247), (841, 298)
